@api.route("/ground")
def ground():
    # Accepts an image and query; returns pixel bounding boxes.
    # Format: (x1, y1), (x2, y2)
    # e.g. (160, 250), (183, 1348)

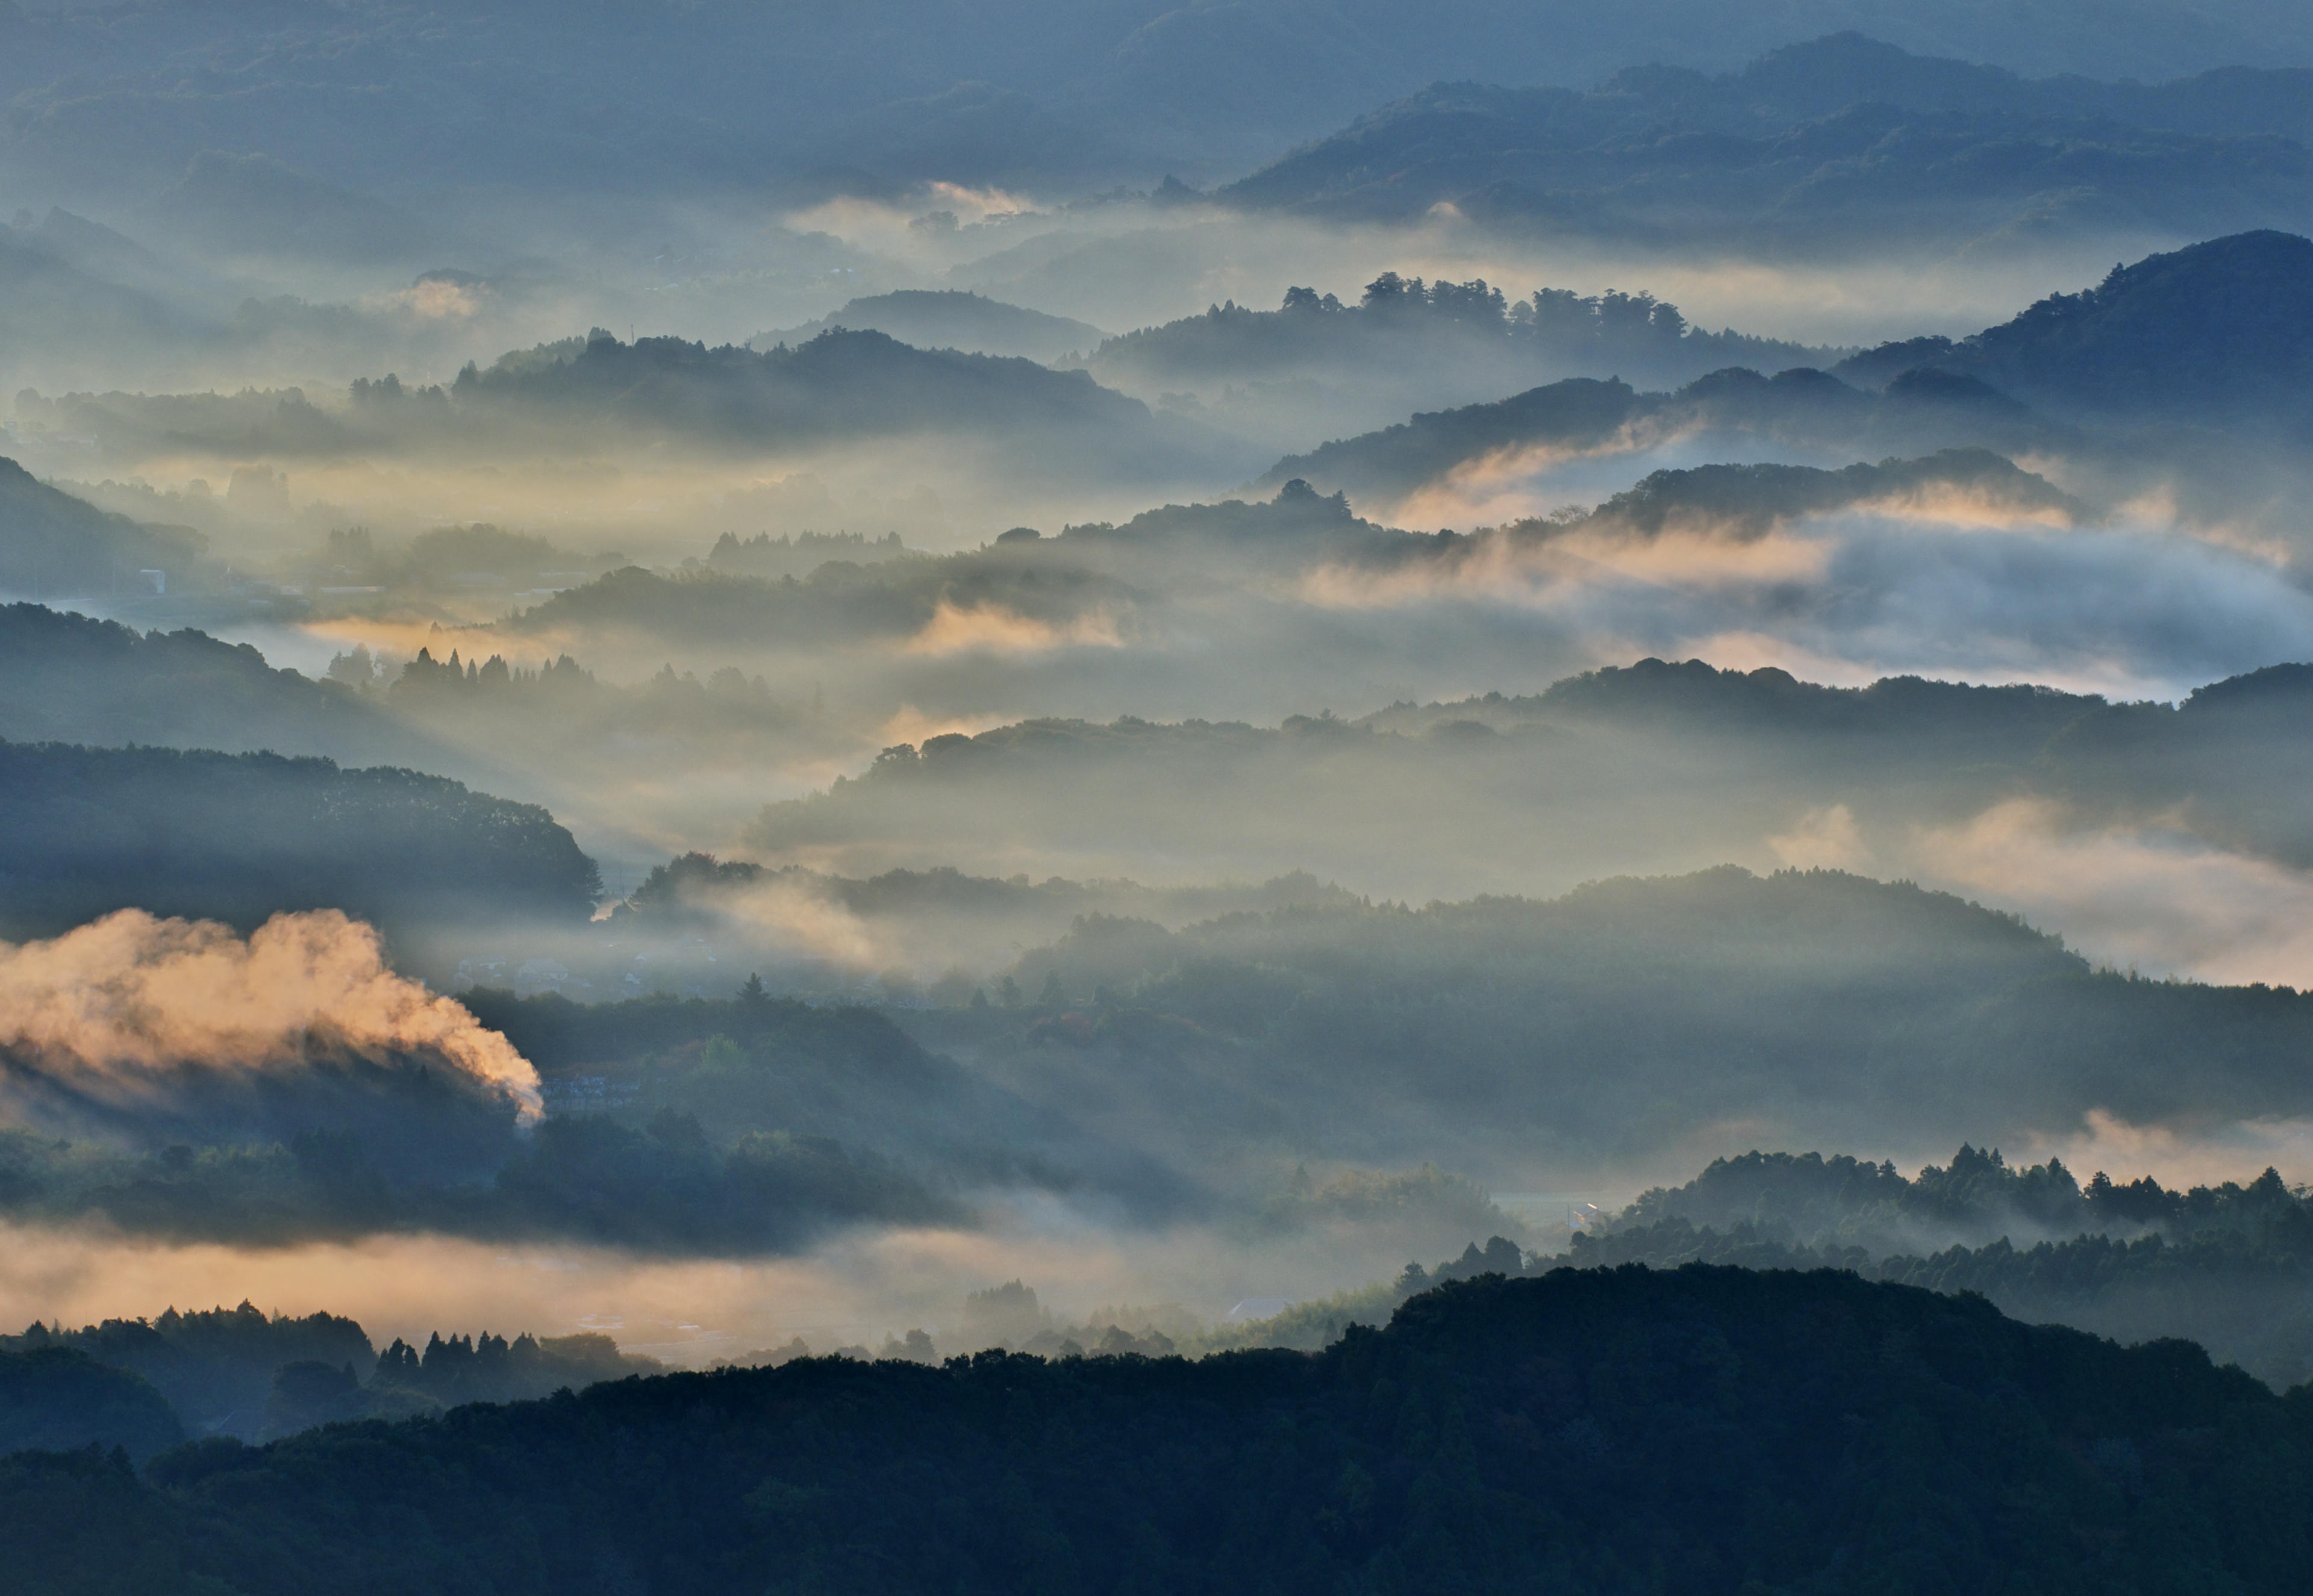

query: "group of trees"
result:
(1544, 1146), (2313, 1386)
(0, 1303), (660, 1453)
(1087, 273), (1828, 394)
(705, 529), (908, 580)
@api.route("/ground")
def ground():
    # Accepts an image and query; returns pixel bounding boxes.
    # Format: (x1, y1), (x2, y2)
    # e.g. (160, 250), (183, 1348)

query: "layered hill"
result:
(19, 329), (1256, 486)
(926, 866), (2313, 1175)
(1253, 367), (2057, 510)
(0, 603), (475, 782)
(1079, 276), (1840, 446)
(741, 646), (2313, 909)
(0, 457), (211, 599)
(1575, 1146), (2313, 1387)
(1837, 229), (2313, 425)
(752, 291), (1107, 364)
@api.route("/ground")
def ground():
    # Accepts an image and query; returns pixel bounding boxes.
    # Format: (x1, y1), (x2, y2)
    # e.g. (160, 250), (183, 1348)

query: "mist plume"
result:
(0, 909), (543, 1123)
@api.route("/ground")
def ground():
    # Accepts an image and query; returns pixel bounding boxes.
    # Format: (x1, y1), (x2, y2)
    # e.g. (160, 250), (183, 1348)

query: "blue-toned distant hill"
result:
(8, 5), (2313, 201)
(752, 291), (1108, 364)
(0, 457), (210, 599)
(1225, 34), (2313, 251)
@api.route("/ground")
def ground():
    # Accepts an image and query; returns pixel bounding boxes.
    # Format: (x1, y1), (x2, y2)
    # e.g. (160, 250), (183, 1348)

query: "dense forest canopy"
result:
(0, 1303), (663, 1453)
(4, 1265), (2308, 1594)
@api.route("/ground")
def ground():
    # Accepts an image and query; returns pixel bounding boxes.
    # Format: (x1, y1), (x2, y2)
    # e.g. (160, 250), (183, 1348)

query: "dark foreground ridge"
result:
(7, 1264), (2309, 1593)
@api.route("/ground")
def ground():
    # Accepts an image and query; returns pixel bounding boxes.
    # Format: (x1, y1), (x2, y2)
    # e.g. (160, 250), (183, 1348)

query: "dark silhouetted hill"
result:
(1577, 1146), (2313, 1387)
(1840, 231), (2313, 424)
(5, 1265), (2304, 1593)
(0, 604), (398, 755)
(0, 740), (601, 937)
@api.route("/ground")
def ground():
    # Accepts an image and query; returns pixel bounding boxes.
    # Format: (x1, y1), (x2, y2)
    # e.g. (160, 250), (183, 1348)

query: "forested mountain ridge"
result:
(3, 1265), (2303, 1594)
(0, 455), (210, 598)
(1568, 1146), (2313, 1386)
(16, 329), (1259, 486)
(0, 740), (601, 938)
(0, 1305), (661, 1447)
(1837, 229), (2313, 425)
(740, 647), (2176, 896)
(1083, 276), (1840, 418)
(890, 865), (2313, 1177)
(457, 329), (1150, 443)
(0, 604), (449, 768)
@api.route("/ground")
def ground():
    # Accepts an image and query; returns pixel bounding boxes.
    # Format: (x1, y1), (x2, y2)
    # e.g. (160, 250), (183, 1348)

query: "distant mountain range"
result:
(1225, 34), (2313, 250)
(7, 9), (2313, 199)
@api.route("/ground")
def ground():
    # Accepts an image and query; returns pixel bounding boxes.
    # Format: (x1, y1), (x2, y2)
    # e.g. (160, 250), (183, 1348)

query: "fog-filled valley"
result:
(13, 5), (2313, 1588)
